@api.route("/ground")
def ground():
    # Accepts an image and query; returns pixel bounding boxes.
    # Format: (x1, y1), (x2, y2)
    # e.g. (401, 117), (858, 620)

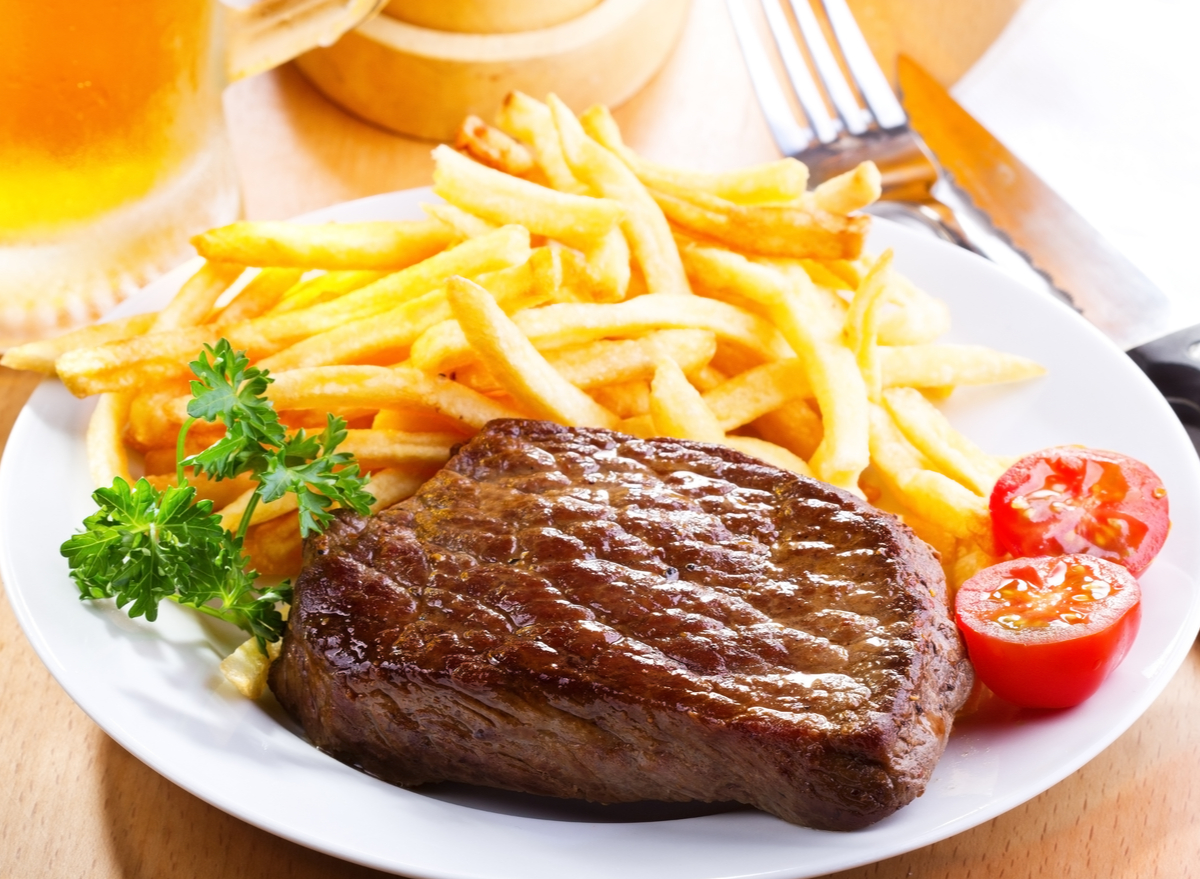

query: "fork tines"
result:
(728, 0), (908, 177)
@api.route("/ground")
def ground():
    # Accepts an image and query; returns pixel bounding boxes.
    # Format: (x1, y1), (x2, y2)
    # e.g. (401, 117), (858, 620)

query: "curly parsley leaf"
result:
(258, 415), (375, 536)
(183, 340), (283, 481)
(61, 337), (374, 653)
(60, 478), (284, 644)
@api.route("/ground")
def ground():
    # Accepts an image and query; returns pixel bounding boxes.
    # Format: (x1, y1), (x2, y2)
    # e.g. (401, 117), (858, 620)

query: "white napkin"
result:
(954, 0), (1200, 333)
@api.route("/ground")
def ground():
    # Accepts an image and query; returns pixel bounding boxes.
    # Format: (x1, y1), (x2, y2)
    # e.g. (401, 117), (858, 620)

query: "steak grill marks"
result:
(271, 420), (972, 830)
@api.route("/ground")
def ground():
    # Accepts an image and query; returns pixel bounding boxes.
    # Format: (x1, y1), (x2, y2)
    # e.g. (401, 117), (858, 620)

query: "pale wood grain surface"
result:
(3, 2), (1199, 877)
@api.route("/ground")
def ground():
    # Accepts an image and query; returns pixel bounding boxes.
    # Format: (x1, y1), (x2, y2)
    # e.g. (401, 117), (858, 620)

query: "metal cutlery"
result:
(727, 0), (1200, 423)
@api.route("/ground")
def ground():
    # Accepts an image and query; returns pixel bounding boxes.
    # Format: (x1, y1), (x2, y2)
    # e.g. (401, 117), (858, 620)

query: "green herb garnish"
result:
(61, 339), (374, 650)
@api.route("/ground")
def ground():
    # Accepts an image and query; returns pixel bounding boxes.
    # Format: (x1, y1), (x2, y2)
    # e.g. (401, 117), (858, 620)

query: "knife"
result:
(896, 55), (1200, 425)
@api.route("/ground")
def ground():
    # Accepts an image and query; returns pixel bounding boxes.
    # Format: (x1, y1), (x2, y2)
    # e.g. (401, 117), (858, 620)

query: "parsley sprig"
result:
(61, 339), (374, 650)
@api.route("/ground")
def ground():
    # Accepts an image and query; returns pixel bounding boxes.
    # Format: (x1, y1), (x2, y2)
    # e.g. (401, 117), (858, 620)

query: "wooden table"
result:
(2, 3), (1198, 876)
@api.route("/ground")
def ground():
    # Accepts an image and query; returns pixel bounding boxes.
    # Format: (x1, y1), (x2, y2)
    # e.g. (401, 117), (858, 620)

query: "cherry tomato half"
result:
(990, 446), (1169, 577)
(955, 554), (1141, 708)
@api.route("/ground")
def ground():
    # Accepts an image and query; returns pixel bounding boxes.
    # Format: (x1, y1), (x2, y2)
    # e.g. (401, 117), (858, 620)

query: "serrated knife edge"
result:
(896, 55), (1171, 352)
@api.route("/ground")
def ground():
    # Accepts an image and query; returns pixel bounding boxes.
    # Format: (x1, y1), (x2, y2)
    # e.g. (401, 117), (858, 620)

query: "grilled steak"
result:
(270, 419), (972, 830)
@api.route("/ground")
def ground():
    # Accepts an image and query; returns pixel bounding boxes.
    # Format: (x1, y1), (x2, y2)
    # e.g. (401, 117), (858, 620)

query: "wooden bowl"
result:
(382, 0), (603, 34)
(294, 0), (690, 141)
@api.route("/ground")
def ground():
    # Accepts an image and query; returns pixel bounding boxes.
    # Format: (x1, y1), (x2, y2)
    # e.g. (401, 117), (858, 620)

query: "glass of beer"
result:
(0, 0), (384, 349)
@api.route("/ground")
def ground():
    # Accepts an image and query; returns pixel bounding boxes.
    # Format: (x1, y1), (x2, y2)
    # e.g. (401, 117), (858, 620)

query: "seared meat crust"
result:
(270, 419), (972, 830)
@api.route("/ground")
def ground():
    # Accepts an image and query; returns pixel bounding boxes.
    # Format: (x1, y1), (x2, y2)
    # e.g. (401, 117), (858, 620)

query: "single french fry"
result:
(0, 313), (156, 376)
(690, 364), (726, 392)
(811, 161), (882, 215)
(709, 340), (767, 377)
(867, 403), (989, 540)
(143, 471), (257, 509)
(242, 510), (303, 578)
(752, 398), (824, 462)
(951, 539), (999, 590)
(454, 115), (535, 175)
(875, 274), (952, 346)
(156, 260), (245, 330)
(495, 91), (589, 194)
(447, 276), (619, 428)
(461, 327), (714, 397)
(266, 270), (387, 315)
(702, 358), (811, 431)
(366, 466), (431, 512)
(191, 219), (458, 270)
(547, 94), (690, 297)
(87, 393), (132, 487)
(210, 267), (305, 324)
(581, 226), (631, 302)
(580, 104), (809, 204)
(126, 383), (195, 450)
(652, 185), (868, 261)
(618, 413), (655, 437)
(882, 387), (1005, 496)
(590, 380), (650, 418)
(263, 365), (524, 432)
(752, 257), (850, 342)
(880, 344), (1047, 389)
(722, 435), (814, 478)
(339, 429), (459, 470)
(682, 243), (839, 342)
(420, 202), (498, 239)
(844, 249), (894, 402)
(219, 486), (298, 533)
(861, 467), (960, 563)
(648, 357), (723, 443)
(795, 258), (854, 292)
(141, 447), (179, 475)
(549, 328), (716, 390)
(220, 635), (283, 698)
(410, 294), (791, 375)
(372, 407), (473, 435)
(433, 145), (624, 250)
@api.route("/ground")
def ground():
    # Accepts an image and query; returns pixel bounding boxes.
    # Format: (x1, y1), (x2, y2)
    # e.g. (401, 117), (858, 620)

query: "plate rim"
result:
(4, 187), (1199, 879)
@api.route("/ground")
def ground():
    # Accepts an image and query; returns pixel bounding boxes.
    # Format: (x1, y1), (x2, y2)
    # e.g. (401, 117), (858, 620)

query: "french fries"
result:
(13, 90), (1052, 628)
(447, 276), (618, 429)
(433, 145), (624, 250)
(192, 219), (457, 270)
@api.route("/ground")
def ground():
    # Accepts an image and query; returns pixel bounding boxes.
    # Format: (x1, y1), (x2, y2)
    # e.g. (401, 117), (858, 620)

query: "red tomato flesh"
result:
(990, 446), (1169, 577)
(955, 554), (1141, 708)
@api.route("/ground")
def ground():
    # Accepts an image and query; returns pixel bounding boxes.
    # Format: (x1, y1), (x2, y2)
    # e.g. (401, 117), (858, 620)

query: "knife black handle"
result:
(1127, 324), (1200, 425)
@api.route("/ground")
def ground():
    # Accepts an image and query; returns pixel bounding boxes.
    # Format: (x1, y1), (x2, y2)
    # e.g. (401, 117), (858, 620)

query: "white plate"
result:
(4, 188), (1200, 879)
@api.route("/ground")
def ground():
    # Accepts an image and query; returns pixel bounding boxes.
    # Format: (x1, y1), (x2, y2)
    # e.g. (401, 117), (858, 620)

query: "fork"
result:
(727, 0), (976, 252)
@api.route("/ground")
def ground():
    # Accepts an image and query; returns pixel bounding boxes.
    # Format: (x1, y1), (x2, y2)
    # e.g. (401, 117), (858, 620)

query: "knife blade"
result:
(896, 54), (1200, 423)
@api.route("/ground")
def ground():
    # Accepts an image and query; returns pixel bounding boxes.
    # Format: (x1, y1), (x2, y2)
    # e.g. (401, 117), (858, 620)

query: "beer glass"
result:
(0, 0), (385, 348)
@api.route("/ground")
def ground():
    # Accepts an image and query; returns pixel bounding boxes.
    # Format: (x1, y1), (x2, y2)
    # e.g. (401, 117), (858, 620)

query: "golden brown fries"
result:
(192, 219), (457, 270)
(649, 356), (724, 443)
(16, 91), (1051, 612)
(433, 145), (623, 250)
(580, 104), (809, 204)
(1, 313), (156, 375)
(454, 115), (535, 176)
(547, 94), (689, 298)
(210, 267), (305, 324)
(447, 276), (618, 428)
